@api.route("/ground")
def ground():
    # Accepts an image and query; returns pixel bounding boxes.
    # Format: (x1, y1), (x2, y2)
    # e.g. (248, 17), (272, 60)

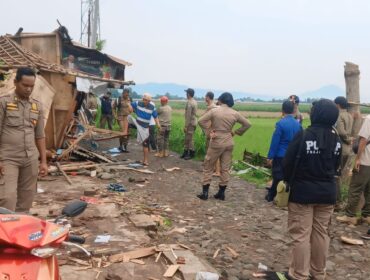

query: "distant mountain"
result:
(131, 82), (345, 101)
(300, 85), (345, 101)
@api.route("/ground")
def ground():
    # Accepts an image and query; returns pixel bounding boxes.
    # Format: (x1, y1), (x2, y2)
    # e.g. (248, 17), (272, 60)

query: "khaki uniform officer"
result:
(197, 92), (251, 201)
(202, 92), (218, 152)
(113, 89), (133, 152)
(202, 92), (221, 176)
(334, 96), (353, 203)
(181, 88), (198, 160)
(155, 96), (172, 157)
(0, 68), (47, 212)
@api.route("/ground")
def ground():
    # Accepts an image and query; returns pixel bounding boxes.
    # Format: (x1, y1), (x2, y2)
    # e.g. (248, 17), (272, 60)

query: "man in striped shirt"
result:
(131, 93), (161, 165)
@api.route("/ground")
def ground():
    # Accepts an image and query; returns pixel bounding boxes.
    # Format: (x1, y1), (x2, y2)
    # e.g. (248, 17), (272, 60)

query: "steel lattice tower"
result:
(80, 0), (101, 48)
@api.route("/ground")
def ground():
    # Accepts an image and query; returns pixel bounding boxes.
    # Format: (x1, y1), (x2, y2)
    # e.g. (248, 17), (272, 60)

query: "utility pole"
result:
(80, 0), (101, 48)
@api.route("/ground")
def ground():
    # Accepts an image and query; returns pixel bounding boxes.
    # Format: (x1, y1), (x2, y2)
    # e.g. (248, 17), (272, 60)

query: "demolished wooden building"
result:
(0, 27), (132, 151)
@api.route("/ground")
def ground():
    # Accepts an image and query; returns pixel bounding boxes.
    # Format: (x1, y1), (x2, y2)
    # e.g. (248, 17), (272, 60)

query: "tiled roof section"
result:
(0, 35), (67, 72)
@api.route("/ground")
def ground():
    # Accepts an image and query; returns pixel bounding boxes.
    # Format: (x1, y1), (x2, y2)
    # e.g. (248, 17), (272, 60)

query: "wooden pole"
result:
(344, 62), (362, 136)
(56, 162), (73, 185)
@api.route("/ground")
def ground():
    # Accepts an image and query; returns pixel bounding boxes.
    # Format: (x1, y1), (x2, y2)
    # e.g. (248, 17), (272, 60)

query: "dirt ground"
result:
(32, 140), (369, 280)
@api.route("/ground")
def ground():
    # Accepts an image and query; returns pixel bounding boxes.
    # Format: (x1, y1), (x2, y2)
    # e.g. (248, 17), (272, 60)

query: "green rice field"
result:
(169, 112), (280, 160)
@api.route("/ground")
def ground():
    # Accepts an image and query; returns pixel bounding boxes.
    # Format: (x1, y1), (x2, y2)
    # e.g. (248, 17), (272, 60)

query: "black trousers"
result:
(149, 125), (157, 150)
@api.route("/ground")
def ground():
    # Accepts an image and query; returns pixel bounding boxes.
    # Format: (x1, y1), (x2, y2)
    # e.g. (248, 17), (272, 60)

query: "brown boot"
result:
(155, 151), (164, 157)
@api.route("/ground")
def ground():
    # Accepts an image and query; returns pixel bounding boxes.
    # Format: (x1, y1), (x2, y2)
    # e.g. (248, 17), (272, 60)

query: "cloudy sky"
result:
(1, 0), (370, 99)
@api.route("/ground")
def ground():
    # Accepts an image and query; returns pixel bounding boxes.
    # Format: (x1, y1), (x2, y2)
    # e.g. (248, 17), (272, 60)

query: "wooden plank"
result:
(76, 146), (113, 163)
(226, 246), (239, 258)
(130, 259), (145, 265)
(155, 252), (162, 263)
(58, 129), (91, 160)
(52, 106), (57, 148)
(109, 247), (157, 263)
(61, 164), (98, 171)
(56, 90), (77, 148)
(213, 248), (220, 259)
(56, 162), (73, 185)
(163, 265), (180, 278)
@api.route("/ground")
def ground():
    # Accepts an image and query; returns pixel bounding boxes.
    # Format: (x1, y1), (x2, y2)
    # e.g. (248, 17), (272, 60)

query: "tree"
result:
(95, 39), (106, 51)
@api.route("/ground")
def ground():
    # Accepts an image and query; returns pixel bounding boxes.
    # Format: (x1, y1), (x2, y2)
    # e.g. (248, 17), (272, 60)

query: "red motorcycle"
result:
(0, 201), (90, 279)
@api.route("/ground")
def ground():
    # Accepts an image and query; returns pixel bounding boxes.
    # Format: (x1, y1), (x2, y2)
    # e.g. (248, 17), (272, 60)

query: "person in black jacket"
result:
(283, 99), (341, 280)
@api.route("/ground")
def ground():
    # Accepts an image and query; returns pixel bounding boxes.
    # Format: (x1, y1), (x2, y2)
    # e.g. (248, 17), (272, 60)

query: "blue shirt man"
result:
(130, 93), (160, 166)
(266, 101), (302, 202)
(267, 115), (302, 159)
(131, 100), (158, 128)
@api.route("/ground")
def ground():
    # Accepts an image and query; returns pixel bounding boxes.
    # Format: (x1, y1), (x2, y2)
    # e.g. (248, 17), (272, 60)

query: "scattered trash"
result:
(258, 262), (268, 271)
(340, 236), (365, 245)
(107, 183), (127, 192)
(94, 235), (111, 243)
(128, 163), (144, 168)
(37, 187), (45, 193)
(80, 196), (100, 204)
(165, 167), (181, 172)
(176, 256), (186, 264)
(195, 272), (219, 280)
(90, 170), (97, 177)
(236, 168), (250, 175)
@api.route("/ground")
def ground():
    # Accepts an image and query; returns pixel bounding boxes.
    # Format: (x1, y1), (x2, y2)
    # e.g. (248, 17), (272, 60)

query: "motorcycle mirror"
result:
(61, 201), (87, 217)
(0, 207), (14, 215)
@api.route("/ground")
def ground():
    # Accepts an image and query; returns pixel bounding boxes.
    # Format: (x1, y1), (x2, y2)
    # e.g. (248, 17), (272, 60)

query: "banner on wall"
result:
(61, 42), (126, 81)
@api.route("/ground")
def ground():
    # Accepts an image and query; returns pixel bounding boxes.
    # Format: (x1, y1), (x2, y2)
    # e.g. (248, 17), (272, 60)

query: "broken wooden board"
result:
(109, 247), (157, 263)
(56, 162), (73, 185)
(340, 236), (365, 245)
(163, 265), (180, 278)
(58, 129), (91, 160)
(163, 250), (218, 280)
(226, 246), (239, 258)
(105, 165), (155, 174)
(76, 146), (113, 163)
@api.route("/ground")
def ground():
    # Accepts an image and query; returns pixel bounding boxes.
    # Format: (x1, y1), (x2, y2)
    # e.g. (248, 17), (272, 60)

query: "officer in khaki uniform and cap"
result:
(0, 68), (48, 212)
(334, 96), (353, 204)
(197, 92), (251, 201)
(113, 88), (133, 152)
(181, 88), (198, 160)
(155, 96), (172, 157)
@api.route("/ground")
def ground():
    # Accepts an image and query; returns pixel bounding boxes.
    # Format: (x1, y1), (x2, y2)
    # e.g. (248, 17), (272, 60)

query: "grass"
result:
(169, 112), (309, 160)
(155, 101), (370, 114)
(232, 161), (271, 187)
